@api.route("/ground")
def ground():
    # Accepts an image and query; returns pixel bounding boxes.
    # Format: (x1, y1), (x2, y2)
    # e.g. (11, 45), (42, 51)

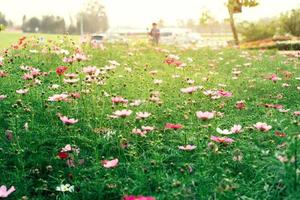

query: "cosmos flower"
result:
(230, 124), (242, 134)
(165, 123), (183, 130)
(16, 89), (29, 95)
(153, 79), (163, 85)
(59, 116), (78, 125)
(111, 110), (132, 118)
(123, 196), (155, 200)
(0, 185), (16, 198)
(111, 96), (128, 104)
(48, 94), (69, 102)
(83, 66), (100, 76)
(130, 99), (143, 106)
(196, 111), (214, 120)
(180, 86), (198, 94)
(210, 136), (234, 144)
(235, 100), (246, 110)
(136, 112), (151, 120)
(56, 184), (74, 192)
(102, 158), (119, 168)
(178, 145), (197, 151)
(216, 128), (232, 135)
(294, 111), (300, 116)
(56, 66), (68, 76)
(0, 95), (7, 100)
(254, 122), (272, 132)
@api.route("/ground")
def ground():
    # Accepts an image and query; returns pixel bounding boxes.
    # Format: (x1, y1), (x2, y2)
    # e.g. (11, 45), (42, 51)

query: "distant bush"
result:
(280, 8), (300, 36)
(238, 18), (278, 42)
(238, 8), (300, 42)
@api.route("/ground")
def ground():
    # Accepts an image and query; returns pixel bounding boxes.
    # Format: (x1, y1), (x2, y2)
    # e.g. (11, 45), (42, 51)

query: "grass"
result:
(0, 34), (299, 200)
(0, 31), (80, 49)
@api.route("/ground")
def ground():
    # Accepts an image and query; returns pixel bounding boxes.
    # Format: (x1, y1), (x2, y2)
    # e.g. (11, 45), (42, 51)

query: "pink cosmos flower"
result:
(132, 128), (147, 136)
(165, 123), (183, 130)
(180, 86), (198, 94)
(0, 70), (8, 77)
(136, 112), (151, 120)
(141, 126), (154, 132)
(61, 144), (72, 152)
(16, 89), (29, 94)
(111, 96), (128, 104)
(59, 116), (78, 125)
(48, 94), (69, 102)
(111, 110), (132, 118)
(217, 90), (232, 97)
(0, 95), (7, 100)
(294, 111), (300, 116)
(269, 74), (281, 82)
(83, 66), (99, 76)
(178, 145), (197, 151)
(123, 196), (155, 200)
(254, 122), (272, 132)
(230, 124), (242, 134)
(102, 158), (118, 168)
(196, 111), (214, 120)
(210, 136), (234, 144)
(132, 126), (154, 136)
(235, 100), (246, 110)
(23, 73), (34, 80)
(74, 53), (87, 61)
(0, 185), (16, 198)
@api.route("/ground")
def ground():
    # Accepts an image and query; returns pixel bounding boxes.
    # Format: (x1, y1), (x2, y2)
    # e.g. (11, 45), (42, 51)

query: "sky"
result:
(0, 0), (299, 28)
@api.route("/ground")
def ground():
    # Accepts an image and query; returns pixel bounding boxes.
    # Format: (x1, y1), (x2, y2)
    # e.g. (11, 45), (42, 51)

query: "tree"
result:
(77, 0), (109, 34)
(40, 15), (66, 34)
(0, 12), (8, 26)
(227, 0), (259, 45)
(280, 9), (300, 36)
(22, 17), (40, 33)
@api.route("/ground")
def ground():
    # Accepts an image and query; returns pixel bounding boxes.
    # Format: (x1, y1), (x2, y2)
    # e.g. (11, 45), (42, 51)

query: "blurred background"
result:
(0, 0), (300, 48)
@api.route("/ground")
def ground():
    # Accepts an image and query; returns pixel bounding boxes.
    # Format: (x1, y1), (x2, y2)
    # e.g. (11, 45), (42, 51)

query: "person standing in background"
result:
(149, 23), (160, 45)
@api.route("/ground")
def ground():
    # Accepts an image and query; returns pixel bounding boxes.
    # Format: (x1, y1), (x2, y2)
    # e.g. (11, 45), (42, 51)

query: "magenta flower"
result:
(59, 116), (78, 125)
(0, 185), (15, 198)
(196, 111), (214, 120)
(178, 145), (197, 151)
(102, 158), (119, 168)
(254, 122), (272, 132)
(123, 196), (155, 200)
(210, 136), (234, 144)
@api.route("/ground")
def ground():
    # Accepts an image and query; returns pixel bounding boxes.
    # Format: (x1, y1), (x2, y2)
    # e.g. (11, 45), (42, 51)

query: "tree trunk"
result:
(228, 8), (239, 45)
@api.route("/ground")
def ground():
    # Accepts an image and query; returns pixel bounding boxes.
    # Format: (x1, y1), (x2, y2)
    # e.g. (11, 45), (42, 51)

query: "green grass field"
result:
(0, 31), (80, 49)
(0, 34), (299, 200)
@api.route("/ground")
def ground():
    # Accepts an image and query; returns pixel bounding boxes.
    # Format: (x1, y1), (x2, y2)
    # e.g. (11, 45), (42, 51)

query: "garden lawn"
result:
(0, 35), (299, 200)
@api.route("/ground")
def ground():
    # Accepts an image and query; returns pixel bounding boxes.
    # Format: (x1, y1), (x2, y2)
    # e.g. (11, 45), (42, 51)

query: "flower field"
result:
(0, 35), (299, 200)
